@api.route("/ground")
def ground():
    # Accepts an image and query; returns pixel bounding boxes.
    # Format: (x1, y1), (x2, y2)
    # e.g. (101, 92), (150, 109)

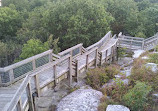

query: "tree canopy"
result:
(0, 0), (158, 67)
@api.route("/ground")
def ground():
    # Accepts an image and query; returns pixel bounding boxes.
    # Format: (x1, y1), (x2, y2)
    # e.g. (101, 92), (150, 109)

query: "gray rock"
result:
(145, 63), (158, 73)
(152, 93), (158, 102)
(133, 50), (145, 59)
(106, 105), (130, 111)
(57, 89), (103, 111)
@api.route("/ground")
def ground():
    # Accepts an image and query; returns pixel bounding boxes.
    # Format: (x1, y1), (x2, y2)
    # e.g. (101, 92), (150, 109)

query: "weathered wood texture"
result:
(0, 31), (118, 111)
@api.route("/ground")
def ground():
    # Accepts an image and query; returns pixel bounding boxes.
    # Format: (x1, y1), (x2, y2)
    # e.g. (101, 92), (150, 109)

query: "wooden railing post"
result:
(9, 69), (14, 83)
(49, 53), (53, 62)
(68, 56), (72, 86)
(100, 52), (102, 66)
(53, 65), (57, 86)
(32, 60), (36, 70)
(110, 47), (113, 64)
(142, 40), (145, 50)
(34, 75), (41, 97)
(130, 39), (132, 51)
(86, 55), (89, 70)
(75, 60), (79, 82)
(26, 82), (34, 111)
(105, 50), (108, 63)
(95, 49), (98, 67)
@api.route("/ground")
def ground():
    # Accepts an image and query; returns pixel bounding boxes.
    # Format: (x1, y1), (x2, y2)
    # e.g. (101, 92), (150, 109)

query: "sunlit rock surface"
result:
(145, 63), (158, 73)
(57, 89), (103, 111)
(133, 50), (145, 58)
(106, 105), (130, 111)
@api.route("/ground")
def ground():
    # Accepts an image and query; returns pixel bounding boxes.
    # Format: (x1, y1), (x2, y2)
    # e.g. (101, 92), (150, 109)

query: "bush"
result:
(103, 79), (129, 102)
(98, 102), (107, 111)
(148, 53), (158, 64)
(86, 68), (109, 89)
(87, 65), (120, 89)
(123, 81), (152, 111)
(130, 58), (158, 90)
(105, 65), (120, 79)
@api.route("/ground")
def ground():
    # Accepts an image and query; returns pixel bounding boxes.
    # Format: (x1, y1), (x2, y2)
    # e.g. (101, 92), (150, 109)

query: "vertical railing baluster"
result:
(86, 54), (89, 70)
(53, 65), (57, 86)
(75, 60), (79, 82)
(26, 82), (34, 111)
(68, 56), (72, 86)
(95, 49), (98, 67)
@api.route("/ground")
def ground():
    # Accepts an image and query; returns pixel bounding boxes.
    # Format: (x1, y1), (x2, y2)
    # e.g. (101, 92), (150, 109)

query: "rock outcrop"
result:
(57, 89), (103, 111)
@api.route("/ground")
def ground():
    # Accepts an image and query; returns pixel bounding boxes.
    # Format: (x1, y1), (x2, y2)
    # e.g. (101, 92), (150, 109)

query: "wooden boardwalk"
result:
(0, 31), (118, 111)
(1, 31), (157, 111)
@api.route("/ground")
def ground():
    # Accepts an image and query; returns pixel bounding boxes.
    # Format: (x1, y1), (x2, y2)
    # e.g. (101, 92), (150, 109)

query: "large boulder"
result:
(56, 89), (103, 111)
(106, 105), (130, 111)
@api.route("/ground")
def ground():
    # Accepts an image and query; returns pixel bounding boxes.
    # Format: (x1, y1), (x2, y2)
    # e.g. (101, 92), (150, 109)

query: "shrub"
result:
(123, 81), (152, 111)
(98, 102), (107, 111)
(155, 45), (158, 52)
(86, 68), (109, 89)
(148, 53), (158, 64)
(130, 58), (158, 90)
(105, 65), (120, 79)
(118, 47), (126, 59)
(103, 79), (129, 102)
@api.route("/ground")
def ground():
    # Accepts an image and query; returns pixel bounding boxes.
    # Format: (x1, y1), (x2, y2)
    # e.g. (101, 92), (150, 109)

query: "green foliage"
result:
(1, 0), (158, 66)
(104, 79), (129, 102)
(46, 35), (60, 54)
(87, 65), (120, 89)
(117, 47), (126, 59)
(148, 53), (158, 64)
(0, 7), (22, 40)
(155, 45), (158, 51)
(123, 81), (152, 111)
(98, 102), (107, 111)
(44, 0), (113, 49)
(19, 39), (49, 60)
(86, 68), (109, 89)
(105, 65), (120, 79)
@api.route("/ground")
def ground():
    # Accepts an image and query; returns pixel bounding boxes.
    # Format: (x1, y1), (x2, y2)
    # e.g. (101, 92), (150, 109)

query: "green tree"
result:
(20, 39), (49, 60)
(104, 0), (139, 35)
(138, 6), (158, 37)
(0, 7), (22, 41)
(16, 7), (50, 44)
(46, 35), (60, 54)
(44, 0), (113, 49)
